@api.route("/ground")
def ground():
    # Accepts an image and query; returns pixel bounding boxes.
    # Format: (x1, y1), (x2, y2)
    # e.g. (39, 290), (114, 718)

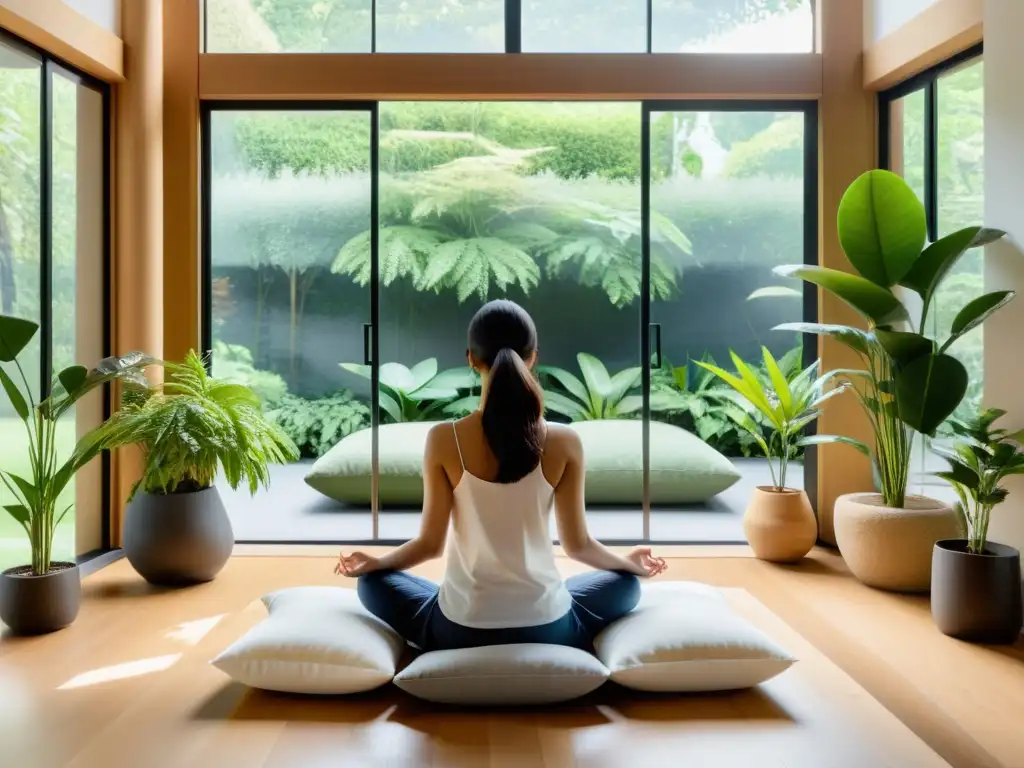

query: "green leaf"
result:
(762, 347), (792, 415)
(836, 169), (927, 286)
(576, 353), (611, 415)
(542, 390), (586, 420)
(0, 315), (39, 362)
(340, 362), (372, 381)
(537, 365), (590, 408)
(606, 367), (641, 408)
(941, 291), (1015, 353)
(57, 365), (89, 397)
(377, 390), (404, 423)
(5, 472), (37, 507)
(900, 226), (1005, 304)
(0, 365), (28, 421)
(875, 329), (935, 365)
(429, 367), (478, 391)
(616, 395), (643, 415)
(443, 395), (480, 416)
(774, 265), (908, 327)
(3, 504), (29, 529)
(774, 322), (875, 357)
(797, 434), (872, 457)
(379, 362), (416, 393)
(748, 286), (802, 301)
(895, 353), (968, 436)
(408, 358), (439, 392)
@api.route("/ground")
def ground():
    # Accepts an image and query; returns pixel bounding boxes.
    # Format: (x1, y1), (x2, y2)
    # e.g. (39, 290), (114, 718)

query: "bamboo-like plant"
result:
(0, 314), (153, 575)
(92, 351), (299, 498)
(696, 348), (851, 491)
(934, 409), (1024, 554)
(775, 169), (1012, 508)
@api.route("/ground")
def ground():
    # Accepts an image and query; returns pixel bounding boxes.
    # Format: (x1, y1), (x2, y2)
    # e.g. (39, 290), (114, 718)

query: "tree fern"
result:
(332, 225), (442, 287)
(93, 351), (299, 497)
(418, 238), (540, 303)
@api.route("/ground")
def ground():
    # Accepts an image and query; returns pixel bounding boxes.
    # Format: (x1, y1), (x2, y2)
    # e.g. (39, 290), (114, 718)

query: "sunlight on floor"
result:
(57, 653), (182, 691)
(165, 615), (226, 645)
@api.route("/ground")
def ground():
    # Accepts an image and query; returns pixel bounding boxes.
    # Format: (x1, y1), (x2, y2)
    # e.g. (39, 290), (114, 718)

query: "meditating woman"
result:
(336, 299), (666, 652)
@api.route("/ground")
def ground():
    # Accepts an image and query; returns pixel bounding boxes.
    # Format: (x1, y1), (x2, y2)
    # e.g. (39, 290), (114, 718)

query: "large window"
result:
(0, 33), (109, 569)
(204, 99), (817, 544)
(880, 46), (984, 497)
(203, 0), (816, 53)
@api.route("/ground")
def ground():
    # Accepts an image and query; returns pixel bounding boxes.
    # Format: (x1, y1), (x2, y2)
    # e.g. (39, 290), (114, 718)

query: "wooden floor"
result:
(2, 547), (1023, 768)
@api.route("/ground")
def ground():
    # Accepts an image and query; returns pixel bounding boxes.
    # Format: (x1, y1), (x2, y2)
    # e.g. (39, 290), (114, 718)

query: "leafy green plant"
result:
(212, 340), (289, 407)
(269, 391), (370, 458)
(539, 353), (645, 420)
(696, 348), (851, 491)
(340, 357), (478, 423)
(934, 408), (1024, 554)
(93, 350), (299, 498)
(775, 169), (1012, 508)
(0, 314), (153, 574)
(649, 354), (749, 447)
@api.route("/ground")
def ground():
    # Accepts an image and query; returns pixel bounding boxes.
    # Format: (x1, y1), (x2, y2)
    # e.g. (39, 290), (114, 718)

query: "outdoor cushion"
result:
(305, 420), (740, 505)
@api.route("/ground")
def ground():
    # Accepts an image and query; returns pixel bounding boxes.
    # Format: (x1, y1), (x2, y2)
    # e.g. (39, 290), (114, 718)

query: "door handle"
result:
(650, 323), (662, 369)
(363, 323), (373, 366)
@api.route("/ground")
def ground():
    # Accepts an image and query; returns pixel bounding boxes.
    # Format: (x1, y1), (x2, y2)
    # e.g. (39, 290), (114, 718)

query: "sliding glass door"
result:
(202, 99), (818, 544)
(205, 104), (376, 541)
(644, 103), (817, 542)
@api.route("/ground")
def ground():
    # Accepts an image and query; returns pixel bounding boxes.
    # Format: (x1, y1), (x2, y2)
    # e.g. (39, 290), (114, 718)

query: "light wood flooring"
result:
(2, 547), (1023, 768)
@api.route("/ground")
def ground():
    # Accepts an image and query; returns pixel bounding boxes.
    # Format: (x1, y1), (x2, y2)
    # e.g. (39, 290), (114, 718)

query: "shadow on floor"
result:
(192, 681), (795, 726)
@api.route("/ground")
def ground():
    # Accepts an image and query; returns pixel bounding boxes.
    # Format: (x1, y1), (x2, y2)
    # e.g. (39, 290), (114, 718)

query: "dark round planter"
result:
(123, 486), (234, 586)
(0, 563), (80, 635)
(932, 539), (1023, 644)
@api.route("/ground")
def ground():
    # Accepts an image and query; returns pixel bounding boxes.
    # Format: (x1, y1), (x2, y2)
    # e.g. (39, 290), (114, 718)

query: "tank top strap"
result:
(452, 421), (466, 469)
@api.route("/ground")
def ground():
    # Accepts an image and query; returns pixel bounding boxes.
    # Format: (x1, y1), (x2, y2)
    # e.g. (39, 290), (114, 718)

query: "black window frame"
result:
(878, 42), (984, 242)
(0, 28), (114, 561)
(201, 0), (819, 55)
(200, 97), (819, 545)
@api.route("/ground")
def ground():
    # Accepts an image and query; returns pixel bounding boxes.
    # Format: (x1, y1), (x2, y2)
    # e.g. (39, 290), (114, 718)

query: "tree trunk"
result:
(289, 267), (298, 389)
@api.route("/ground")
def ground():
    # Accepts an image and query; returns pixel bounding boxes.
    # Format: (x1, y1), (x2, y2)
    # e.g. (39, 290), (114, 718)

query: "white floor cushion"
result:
(393, 644), (609, 705)
(595, 583), (795, 692)
(211, 586), (404, 695)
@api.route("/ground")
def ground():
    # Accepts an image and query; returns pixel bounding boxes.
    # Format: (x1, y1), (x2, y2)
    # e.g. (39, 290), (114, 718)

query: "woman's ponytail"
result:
(468, 300), (544, 483)
(481, 347), (544, 483)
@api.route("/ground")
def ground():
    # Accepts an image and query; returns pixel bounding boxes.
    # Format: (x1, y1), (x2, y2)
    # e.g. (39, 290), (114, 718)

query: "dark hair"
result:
(468, 300), (544, 483)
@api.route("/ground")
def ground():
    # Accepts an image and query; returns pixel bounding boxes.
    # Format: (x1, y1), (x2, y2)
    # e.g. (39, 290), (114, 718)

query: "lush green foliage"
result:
(269, 391), (370, 458)
(213, 340), (289, 407)
(340, 357), (479, 423)
(539, 353), (645, 421)
(94, 351), (298, 497)
(935, 409), (1024, 554)
(697, 349), (850, 491)
(0, 314), (152, 574)
(776, 169), (1011, 507)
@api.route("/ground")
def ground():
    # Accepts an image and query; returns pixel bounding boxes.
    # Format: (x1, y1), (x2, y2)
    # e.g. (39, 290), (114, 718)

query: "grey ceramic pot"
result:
(932, 539), (1023, 644)
(0, 563), (81, 635)
(123, 486), (234, 586)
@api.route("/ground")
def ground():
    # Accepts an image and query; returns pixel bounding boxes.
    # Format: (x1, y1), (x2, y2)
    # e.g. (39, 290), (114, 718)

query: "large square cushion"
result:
(306, 420), (739, 505)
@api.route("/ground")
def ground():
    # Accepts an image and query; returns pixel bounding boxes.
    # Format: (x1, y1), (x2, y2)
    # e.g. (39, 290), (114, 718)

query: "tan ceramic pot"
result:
(743, 487), (818, 563)
(834, 492), (961, 593)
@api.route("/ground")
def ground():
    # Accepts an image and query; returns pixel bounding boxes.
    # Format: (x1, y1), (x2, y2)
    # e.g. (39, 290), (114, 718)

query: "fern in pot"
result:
(930, 409), (1024, 643)
(696, 348), (850, 563)
(0, 314), (153, 634)
(775, 169), (1013, 592)
(94, 351), (298, 585)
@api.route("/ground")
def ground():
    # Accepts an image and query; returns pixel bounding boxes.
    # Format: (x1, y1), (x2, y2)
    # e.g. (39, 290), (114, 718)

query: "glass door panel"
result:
(208, 108), (374, 541)
(368, 101), (644, 542)
(646, 106), (810, 542)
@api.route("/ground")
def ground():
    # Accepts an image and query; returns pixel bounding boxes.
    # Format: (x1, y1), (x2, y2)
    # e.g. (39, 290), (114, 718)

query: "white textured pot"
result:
(834, 492), (961, 593)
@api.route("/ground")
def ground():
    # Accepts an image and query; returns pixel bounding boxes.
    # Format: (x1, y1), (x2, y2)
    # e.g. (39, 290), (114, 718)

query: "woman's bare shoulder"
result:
(543, 422), (583, 457)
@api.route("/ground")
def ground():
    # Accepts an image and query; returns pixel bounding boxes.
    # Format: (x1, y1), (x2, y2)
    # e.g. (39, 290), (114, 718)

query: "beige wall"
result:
(864, 0), (941, 46)
(64, 0), (120, 36)
(983, 0), (1024, 560)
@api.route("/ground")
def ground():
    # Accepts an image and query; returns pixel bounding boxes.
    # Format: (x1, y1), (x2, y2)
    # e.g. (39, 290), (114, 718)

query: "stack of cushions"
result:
(212, 582), (795, 704)
(304, 420), (741, 506)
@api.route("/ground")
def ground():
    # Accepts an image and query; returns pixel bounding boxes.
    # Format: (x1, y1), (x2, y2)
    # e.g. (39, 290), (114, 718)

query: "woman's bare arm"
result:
(370, 425), (453, 572)
(552, 430), (651, 576)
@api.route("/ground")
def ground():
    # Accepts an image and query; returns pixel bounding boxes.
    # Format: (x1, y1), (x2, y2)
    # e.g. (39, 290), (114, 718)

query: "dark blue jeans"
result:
(357, 569), (640, 653)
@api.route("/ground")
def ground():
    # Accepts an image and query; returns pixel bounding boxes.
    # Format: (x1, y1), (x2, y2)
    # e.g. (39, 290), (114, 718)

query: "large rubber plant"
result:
(775, 169), (1011, 508)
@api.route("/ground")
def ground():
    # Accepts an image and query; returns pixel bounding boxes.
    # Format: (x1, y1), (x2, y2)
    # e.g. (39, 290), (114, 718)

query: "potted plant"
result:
(94, 350), (298, 586)
(931, 409), (1024, 643)
(696, 348), (850, 563)
(775, 169), (1013, 591)
(0, 314), (153, 634)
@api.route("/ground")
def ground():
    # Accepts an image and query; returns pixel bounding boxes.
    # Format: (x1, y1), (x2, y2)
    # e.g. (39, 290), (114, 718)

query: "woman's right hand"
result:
(626, 547), (667, 578)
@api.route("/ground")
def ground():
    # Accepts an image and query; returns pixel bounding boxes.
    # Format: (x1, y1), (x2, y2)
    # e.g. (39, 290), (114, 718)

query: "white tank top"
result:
(437, 422), (573, 629)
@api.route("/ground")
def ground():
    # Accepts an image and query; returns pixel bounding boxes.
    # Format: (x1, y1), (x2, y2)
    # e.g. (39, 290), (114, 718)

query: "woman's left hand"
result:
(334, 551), (381, 577)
